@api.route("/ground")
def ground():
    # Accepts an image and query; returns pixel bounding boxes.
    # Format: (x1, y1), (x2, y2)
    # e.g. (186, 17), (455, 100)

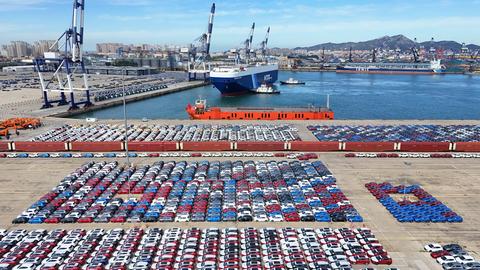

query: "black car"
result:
(443, 244), (463, 252)
(331, 212), (347, 222)
(11, 217), (29, 224)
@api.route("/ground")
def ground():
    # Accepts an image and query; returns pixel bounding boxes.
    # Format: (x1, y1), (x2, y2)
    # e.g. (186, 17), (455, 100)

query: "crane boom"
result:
(244, 22), (255, 62)
(71, 0), (85, 62)
(260, 26), (270, 59)
(411, 37), (420, 63)
(205, 3), (215, 56)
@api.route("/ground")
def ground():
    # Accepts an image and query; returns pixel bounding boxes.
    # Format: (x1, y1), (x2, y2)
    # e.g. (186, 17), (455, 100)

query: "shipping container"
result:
(70, 142), (123, 152)
(344, 142), (395, 152)
(398, 142), (450, 152)
(290, 141), (340, 152)
(127, 142), (168, 152)
(14, 141), (67, 152)
(237, 142), (285, 151)
(0, 141), (9, 151)
(454, 142), (480, 152)
(182, 141), (231, 151)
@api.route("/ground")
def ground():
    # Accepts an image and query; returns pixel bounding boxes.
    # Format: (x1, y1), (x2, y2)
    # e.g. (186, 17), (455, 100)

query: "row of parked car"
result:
(309, 125), (480, 142)
(345, 153), (480, 158)
(31, 124), (300, 142)
(0, 227), (394, 270)
(0, 152), (317, 159)
(424, 243), (479, 270)
(93, 84), (169, 102)
(366, 182), (463, 223)
(13, 160), (363, 224)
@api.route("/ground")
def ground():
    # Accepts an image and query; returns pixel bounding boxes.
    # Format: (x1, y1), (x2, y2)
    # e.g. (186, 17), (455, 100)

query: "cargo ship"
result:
(186, 99), (333, 120)
(336, 60), (444, 75)
(209, 63), (279, 95)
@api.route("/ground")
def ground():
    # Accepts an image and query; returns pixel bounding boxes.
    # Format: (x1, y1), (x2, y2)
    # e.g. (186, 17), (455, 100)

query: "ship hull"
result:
(336, 62), (444, 75)
(280, 81), (305, 85)
(210, 65), (278, 96)
(336, 68), (438, 75)
(186, 106), (334, 120)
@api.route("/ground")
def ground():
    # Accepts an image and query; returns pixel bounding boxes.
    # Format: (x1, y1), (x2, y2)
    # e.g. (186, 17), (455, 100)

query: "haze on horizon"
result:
(0, 0), (479, 51)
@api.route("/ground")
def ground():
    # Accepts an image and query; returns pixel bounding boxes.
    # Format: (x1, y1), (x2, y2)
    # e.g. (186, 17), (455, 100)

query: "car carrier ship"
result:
(336, 60), (444, 75)
(209, 23), (278, 95)
(186, 99), (334, 120)
(210, 63), (279, 96)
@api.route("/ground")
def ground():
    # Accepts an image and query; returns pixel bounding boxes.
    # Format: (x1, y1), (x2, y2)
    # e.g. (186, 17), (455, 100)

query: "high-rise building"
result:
(96, 43), (124, 54)
(33, 40), (58, 57)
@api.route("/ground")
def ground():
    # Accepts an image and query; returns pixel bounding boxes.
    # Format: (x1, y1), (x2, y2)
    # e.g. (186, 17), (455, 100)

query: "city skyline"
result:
(0, 0), (479, 51)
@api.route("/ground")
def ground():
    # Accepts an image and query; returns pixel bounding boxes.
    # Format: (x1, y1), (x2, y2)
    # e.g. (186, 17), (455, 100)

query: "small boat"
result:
(251, 84), (280, 94)
(280, 78), (305, 85)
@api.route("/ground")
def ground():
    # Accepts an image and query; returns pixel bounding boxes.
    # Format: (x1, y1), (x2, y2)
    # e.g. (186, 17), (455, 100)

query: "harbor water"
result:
(74, 71), (480, 120)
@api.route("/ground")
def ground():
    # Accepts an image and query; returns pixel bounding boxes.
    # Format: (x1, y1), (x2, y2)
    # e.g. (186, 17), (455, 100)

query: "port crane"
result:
(411, 38), (420, 63)
(34, 0), (92, 110)
(371, 48), (377, 63)
(259, 27), (270, 61)
(243, 23), (255, 63)
(187, 3), (216, 81)
(467, 50), (479, 73)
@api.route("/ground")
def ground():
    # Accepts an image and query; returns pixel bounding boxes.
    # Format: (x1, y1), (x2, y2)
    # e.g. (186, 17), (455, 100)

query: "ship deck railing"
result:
(215, 106), (332, 112)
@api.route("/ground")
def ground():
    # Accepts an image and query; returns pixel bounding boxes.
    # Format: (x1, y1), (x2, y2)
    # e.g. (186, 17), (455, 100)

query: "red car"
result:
(431, 250), (450, 258)
(371, 255), (392, 265)
(348, 255), (370, 264)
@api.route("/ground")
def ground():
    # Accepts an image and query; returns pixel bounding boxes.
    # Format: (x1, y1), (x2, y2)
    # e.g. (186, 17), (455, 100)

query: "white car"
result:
(72, 153), (82, 158)
(137, 153), (148, 157)
(437, 255), (456, 265)
(180, 153), (191, 157)
(455, 255), (475, 264)
(29, 153), (39, 158)
(366, 153), (377, 158)
(117, 153), (126, 158)
(7, 153), (17, 158)
(424, 243), (443, 252)
(286, 154), (297, 159)
(202, 153), (212, 157)
(93, 153), (104, 158)
(50, 153), (61, 158)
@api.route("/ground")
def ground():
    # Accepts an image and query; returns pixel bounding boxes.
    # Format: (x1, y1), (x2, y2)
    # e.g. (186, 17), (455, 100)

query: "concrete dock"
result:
(1, 156), (479, 269)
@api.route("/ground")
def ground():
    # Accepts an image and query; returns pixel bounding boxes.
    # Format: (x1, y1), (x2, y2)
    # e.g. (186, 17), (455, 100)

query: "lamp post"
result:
(122, 68), (131, 195)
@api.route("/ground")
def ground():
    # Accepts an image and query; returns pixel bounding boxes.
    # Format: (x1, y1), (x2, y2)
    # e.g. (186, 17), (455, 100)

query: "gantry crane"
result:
(34, 0), (92, 110)
(411, 38), (420, 63)
(243, 23), (255, 64)
(188, 3), (216, 81)
(259, 27), (270, 61)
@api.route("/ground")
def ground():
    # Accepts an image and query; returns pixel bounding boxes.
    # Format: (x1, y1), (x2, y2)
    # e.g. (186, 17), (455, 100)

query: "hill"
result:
(294, 35), (480, 51)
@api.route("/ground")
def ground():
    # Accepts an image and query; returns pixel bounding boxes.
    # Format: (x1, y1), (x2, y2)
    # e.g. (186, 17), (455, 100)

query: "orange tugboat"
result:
(186, 99), (334, 120)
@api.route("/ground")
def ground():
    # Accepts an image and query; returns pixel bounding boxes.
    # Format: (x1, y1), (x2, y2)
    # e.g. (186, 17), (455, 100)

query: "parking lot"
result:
(12, 160), (362, 224)
(309, 125), (480, 142)
(30, 124), (300, 142)
(0, 227), (392, 269)
(0, 155), (479, 269)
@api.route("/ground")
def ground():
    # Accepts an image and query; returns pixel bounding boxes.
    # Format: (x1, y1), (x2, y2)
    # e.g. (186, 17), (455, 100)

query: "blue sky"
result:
(0, 0), (479, 51)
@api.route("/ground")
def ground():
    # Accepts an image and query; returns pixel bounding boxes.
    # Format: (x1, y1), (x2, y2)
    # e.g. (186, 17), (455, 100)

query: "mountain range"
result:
(294, 35), (480, 52)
